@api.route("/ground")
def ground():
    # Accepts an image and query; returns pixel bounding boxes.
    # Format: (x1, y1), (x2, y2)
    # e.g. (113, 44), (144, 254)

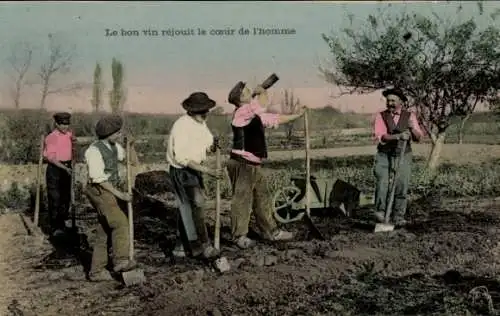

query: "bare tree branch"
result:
(47, 82), (89, 95)
(280, 89), (301, 145)
(37, 33), (81, 110)
(6, 42), (34, 109)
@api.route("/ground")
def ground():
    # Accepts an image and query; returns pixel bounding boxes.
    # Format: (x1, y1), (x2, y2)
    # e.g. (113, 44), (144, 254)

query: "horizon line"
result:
(0, 106), (492, 117)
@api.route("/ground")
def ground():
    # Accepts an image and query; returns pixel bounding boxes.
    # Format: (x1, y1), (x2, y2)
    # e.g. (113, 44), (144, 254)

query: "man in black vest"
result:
(84, 114), (140, 282)
(226, 81), (306, 249)
(373, 88), (424, 226)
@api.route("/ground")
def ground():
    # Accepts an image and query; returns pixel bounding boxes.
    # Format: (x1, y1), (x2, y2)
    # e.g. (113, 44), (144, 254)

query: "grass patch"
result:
(202, 156), (500, 200)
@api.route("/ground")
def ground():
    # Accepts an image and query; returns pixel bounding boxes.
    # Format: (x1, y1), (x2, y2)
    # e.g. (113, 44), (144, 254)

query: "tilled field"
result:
(3, 185), (500, 315)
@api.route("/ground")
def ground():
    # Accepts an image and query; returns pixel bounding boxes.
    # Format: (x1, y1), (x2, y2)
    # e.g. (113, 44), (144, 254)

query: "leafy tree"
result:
(320, 2), (500, 170)
(109, 58), (126, 114)
(91, 62), (103, 112)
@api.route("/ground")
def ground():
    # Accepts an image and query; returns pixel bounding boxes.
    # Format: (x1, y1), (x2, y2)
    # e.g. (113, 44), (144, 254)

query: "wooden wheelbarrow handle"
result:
(304, 109), (325, 240)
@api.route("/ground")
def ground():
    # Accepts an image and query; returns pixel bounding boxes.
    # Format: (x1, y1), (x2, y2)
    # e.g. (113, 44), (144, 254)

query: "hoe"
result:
(121, 136), (146, 286)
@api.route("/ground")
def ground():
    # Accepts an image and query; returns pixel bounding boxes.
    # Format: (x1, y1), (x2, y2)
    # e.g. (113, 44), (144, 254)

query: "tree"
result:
(320, 2), (500, 170)
(109, 58), (126, 114)
(38, 33), (83, 110)
(91, 62), (103, 112)
(280, 89), (301, 144)
(6, 42), (33, 109)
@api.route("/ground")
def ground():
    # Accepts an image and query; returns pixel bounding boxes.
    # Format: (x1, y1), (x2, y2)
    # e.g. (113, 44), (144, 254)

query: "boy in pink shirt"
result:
(226, 81), (306, 249)
(43, 112), (75, 237)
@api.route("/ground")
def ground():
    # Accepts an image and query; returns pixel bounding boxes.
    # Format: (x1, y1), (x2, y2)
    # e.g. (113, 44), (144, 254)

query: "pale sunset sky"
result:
(0, 1), (497, 114)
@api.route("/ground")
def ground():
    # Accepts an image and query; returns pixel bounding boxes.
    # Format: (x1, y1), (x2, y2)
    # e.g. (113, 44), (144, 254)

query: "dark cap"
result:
(228, 81), (246, 107)
(382, 88), (407, 103)
(95, 114), (123, 139)
(53, 112), (71, 124)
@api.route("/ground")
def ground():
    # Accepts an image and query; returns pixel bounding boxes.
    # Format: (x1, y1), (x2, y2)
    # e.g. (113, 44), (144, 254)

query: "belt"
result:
(48, 160), (72, 167)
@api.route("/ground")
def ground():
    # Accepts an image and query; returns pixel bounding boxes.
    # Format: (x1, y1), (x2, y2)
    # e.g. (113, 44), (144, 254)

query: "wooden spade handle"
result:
(126, 137), (134, 260)
(34, 134), (44, 227)
(214, 145), (222, 251)
(304, 110), (311, 217)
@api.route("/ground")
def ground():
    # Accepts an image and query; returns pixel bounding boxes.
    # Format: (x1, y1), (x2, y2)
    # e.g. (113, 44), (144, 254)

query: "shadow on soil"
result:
(23, 190), (93, 274)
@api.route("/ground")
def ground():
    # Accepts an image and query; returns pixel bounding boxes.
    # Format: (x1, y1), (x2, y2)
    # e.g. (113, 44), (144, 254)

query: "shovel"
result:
(121, 136), (146, 286)
(303, 109), (325, 240)
(374, 140), (407, 233)
(22, 134), (45, 239)
(69, 135), (77, 234)
(213, 142), (230, 273)
(34, 134), (45, 227)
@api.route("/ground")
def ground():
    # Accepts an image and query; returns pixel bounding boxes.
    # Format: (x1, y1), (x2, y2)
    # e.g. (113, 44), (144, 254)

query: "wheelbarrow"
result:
(272, 174), (374, 224)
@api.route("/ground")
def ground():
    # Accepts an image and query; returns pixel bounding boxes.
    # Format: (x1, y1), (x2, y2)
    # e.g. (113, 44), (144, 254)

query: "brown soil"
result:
(2, 174), (500, 315)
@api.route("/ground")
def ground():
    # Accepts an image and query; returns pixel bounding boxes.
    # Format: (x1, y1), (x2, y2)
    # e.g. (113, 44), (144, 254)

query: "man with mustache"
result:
(167, 92), (223, 259)
(373, 88), (424, 226)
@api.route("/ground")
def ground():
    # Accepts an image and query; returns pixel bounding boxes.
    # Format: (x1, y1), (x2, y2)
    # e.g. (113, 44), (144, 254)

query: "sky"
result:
(0, 1), (498, 114)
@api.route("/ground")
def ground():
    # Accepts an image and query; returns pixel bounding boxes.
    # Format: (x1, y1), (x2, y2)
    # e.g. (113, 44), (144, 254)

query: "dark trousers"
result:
(169, 166), (210, 254)
(46, 161), (72, 231)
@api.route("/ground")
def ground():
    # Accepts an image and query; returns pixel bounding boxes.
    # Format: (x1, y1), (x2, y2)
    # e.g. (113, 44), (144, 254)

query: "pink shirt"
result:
(43, 129), (73, 162)
(231, 99), (280, 164)
(373, 109), (424, 143)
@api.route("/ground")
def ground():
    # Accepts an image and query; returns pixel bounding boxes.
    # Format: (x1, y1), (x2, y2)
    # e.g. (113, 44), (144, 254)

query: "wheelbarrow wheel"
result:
(272, 186), (304, 224)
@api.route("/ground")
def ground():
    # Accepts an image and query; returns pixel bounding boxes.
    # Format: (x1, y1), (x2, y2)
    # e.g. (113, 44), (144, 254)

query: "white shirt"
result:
(166, 114), (214, 169)
(84, 140), (125, 183)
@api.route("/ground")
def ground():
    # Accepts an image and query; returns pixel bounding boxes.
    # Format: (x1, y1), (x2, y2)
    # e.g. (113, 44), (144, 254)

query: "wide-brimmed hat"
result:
(95, 114), (123, 139)
(382, 87), (407, 103)
(53, 112), (71, 124)
(228, 81), (247, 107)
(181, 92), (216, 113)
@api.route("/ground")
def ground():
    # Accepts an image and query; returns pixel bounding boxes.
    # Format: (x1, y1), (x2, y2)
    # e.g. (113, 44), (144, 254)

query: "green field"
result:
(0, 107), (499, 210)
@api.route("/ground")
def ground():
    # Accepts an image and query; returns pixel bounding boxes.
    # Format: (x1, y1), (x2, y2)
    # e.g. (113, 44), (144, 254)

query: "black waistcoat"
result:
(232, 115), (267, 159)
(377, 109), (412, 155)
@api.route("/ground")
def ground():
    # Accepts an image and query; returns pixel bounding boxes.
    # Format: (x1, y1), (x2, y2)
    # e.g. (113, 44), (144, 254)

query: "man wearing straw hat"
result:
(83, 114), (139, 282)
(226, 81), (306, 249)
(166, 91), (224, 259)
